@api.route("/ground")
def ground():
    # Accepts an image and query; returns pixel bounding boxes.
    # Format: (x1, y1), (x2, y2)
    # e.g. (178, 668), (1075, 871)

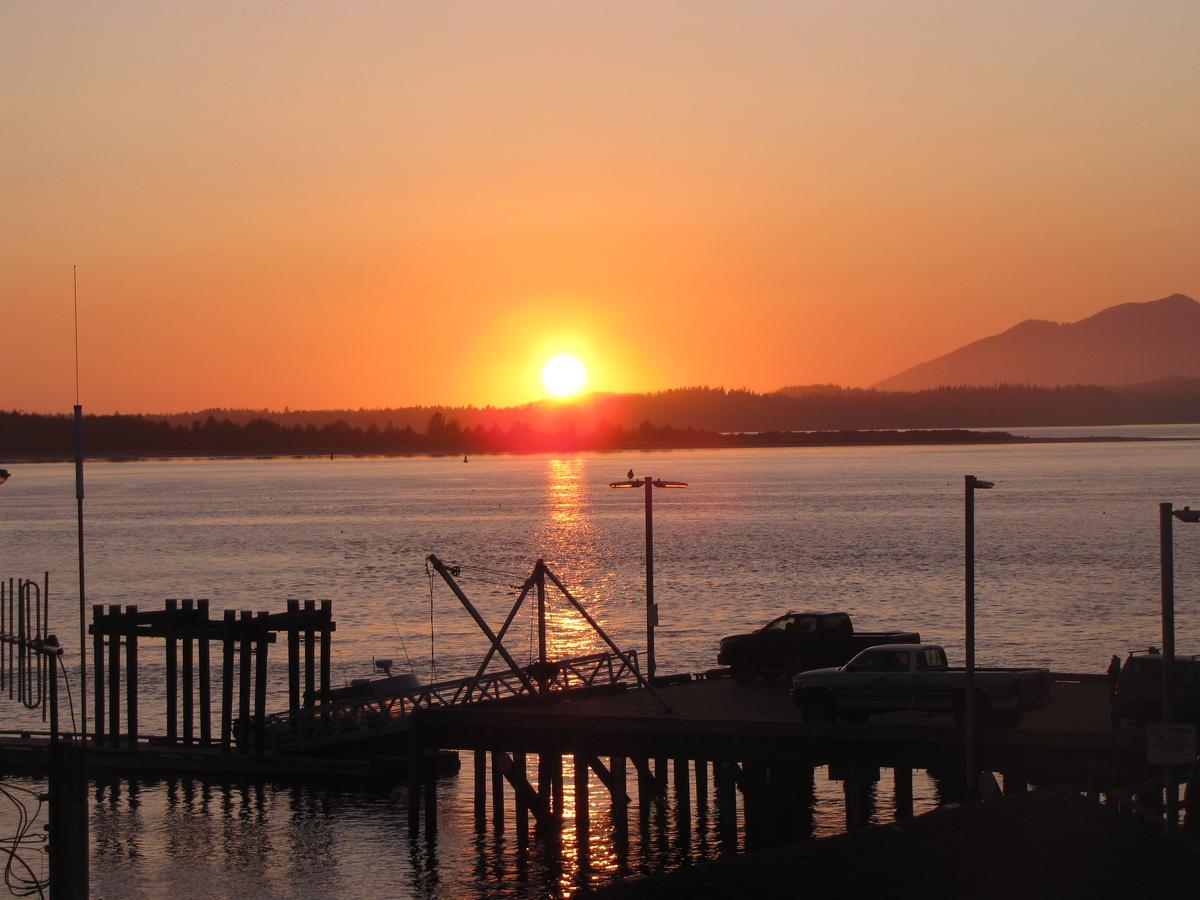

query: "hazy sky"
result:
(5, 1), (1198, 412)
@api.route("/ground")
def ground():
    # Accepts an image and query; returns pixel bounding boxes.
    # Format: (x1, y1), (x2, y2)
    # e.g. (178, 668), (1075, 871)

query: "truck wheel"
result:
(731, 664), (757, 685)
(990, 710), (1023, 728)
(802, 696), (835, 723)
(952, 690), (991, 726)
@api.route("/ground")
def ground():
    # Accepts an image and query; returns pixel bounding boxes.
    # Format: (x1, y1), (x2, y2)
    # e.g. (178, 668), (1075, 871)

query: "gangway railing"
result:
(259, 649), (641, 753)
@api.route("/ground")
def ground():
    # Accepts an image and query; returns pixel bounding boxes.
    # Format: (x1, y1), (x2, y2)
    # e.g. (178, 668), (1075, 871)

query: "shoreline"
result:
(3, 430), (1196, 464)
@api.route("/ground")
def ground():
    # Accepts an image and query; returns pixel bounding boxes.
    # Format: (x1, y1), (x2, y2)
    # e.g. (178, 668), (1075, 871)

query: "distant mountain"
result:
(875, 294), (1200, 391)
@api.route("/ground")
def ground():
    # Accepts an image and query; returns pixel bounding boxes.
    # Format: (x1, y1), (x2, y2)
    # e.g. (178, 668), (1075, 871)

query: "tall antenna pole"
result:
(73, 266), (88, 745)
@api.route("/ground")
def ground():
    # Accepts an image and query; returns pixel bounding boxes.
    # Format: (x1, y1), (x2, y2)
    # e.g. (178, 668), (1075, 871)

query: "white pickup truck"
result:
(789, 643), (1052, 728)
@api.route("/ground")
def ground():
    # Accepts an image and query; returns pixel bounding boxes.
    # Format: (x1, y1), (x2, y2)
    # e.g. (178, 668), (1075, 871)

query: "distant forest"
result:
(3, 379), (1198, 458)
(0, 411), (1016, 459)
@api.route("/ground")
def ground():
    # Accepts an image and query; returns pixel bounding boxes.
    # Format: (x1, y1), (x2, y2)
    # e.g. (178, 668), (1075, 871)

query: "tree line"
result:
(0, 409), (1017, 459)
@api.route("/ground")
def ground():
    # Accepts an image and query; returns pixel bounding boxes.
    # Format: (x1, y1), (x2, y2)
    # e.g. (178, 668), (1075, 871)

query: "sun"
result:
(541, 353), (588, 398)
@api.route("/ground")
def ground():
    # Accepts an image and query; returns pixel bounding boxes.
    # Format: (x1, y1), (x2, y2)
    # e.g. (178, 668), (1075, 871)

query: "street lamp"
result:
(964, 474), (994, 801)
(610, 473), (687, 679)
(1159, 502), (1197, 833)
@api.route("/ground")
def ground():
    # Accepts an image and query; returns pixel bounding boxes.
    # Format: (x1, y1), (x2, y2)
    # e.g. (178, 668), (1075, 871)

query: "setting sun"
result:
(541, 353), (588, 398)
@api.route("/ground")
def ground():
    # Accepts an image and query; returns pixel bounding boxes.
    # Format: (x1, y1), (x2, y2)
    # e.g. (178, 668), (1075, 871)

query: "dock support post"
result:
(551, 752), (564, 818)
(164, 599), (177, 744)
(574, 753), (589, 853)
(407, 726), (421, 835)
(182, 599), (194, 746)
(742, 761), (767, 850)
(303, 600), (316, 710)
(715, 761), (737, 853)
(319, 600), (332, 727)
(220, 609), (235, 753)
(894, 766), (914, 819)
(92, 606), (104, 746)
(125, 605), (138, 748)
(107, 603), (120, 748)
(254, 611), (269, 755)
(198, 599), (211, 746)
(287, 599), (300, 716)
(491, 749), (505, 834)
(424, 749), (438, 834)
(611, 755), (628, 843)
(473, 750), (487, 830)
(694, 757), (708, 808)
(238, 610), (252, 754)
(514, 751), (529, 843)
(842, 766), (878, 831)
(674, 756), (691, 849)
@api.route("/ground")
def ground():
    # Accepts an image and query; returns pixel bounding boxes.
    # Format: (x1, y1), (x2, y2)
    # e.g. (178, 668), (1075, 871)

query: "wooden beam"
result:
(495, 751), (556, 830)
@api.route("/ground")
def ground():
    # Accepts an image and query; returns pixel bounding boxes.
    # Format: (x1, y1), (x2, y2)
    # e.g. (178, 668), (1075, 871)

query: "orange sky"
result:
(5, 2), (1198, 413)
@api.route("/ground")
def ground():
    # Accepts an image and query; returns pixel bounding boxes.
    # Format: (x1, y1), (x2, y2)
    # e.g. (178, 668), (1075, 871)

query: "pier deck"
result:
(415, 673), (1146, 789)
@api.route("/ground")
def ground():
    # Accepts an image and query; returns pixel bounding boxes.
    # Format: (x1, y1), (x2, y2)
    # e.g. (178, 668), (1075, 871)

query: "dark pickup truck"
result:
(1111, 650), (1200, 730)
(717, 611), (921, 684)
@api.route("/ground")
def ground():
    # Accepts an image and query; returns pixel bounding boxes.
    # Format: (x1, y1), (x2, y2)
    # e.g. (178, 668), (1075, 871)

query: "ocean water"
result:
(1, 435), (1198, 896)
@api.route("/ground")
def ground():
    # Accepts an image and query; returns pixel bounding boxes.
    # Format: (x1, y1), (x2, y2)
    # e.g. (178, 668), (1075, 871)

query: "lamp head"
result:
(1174, 506), (1200, 524)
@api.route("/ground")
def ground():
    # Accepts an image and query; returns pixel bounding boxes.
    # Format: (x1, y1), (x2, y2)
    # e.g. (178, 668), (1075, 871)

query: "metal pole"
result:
(536, 560), (547, 665)
(645, 476), (656, 679)
(1160, 501), (1177, 834)
(75, 404), (87, 744)
(964, 475), (976, 802)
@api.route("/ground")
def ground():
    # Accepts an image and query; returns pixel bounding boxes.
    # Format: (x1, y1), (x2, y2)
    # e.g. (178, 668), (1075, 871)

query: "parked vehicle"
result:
(1111, 649), (1200, 730)
(717, 611), (920, 684)
(789, 643), (1052, 727)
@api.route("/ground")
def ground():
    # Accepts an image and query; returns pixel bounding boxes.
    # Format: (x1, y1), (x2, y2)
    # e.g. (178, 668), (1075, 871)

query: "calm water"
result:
(2, 437), (1199, 896)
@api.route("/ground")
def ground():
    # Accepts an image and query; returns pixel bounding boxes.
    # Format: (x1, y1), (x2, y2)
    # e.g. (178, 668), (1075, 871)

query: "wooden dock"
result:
(406, 671), (1161, 841)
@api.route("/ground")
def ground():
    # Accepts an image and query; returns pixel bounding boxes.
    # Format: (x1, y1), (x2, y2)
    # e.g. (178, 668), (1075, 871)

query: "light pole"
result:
(1159, 502), (1198, 833)
(610, 472), (687, 679)
(964, 474), (994, 801)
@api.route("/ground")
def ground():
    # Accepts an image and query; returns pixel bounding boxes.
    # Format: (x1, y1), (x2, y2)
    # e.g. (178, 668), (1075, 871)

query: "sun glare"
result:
(541, 353), (588, 398)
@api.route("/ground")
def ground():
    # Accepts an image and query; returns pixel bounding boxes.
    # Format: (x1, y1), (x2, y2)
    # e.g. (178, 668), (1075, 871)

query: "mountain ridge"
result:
(874, 293), (1200, 391)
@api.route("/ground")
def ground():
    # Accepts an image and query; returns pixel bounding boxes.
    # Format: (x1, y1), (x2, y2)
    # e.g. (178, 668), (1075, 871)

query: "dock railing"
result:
(260, 649), (641, 753)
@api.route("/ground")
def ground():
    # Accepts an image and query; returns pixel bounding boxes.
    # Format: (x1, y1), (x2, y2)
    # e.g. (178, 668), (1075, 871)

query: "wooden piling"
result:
(674, 757), (690, 811)
(92, 605), (104, 746)
(514, 751), (529, 843)
(473, 749), (487, 830)
(286, 599), (300, 715)
(182, 599), (194, 745)
(220, 609), (235, 753)
(894, 766), (914, 819)
(107, 604), (120, 748)
(694, 757), (708, 808)
(491, 749), (505, 834)
(198, 599), (211, 746)
(254, 611), (269, 755)
(423, 749), (438, 833)
(124, 605), (138, 747)
(611, 755), (628, 841)
(716, 761), (737, 852)
(407, 725), (421, 834)
(550, 752), (564, 818)
(319, 600), (332, 726)
(238, 610), (252, 754)
(574, 753), (589, 848)
(303, 600), (316, 709)
(165, 599), (178, 744)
